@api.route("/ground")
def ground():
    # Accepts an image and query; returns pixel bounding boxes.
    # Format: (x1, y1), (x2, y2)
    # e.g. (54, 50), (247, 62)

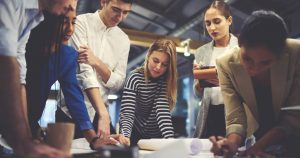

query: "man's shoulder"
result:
(76, 12), (96, 23)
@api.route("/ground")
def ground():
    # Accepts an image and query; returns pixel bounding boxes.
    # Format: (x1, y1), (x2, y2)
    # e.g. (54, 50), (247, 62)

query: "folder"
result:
(193, 66), (218, 88)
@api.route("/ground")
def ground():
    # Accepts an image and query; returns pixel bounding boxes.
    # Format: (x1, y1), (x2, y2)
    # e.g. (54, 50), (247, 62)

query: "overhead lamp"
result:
(181, 38), (191, 56)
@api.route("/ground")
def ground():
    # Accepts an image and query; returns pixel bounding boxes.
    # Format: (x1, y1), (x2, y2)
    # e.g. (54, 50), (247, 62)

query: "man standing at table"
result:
(0, 0), (76, 157)
(57, 0), (132, 139)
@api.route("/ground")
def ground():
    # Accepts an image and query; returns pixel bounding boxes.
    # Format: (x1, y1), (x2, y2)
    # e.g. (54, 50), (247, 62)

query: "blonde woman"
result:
(119, 39), (177, 146)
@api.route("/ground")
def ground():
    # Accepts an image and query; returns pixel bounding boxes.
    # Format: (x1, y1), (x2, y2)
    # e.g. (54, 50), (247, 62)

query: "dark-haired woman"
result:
(210, 10), (300, 157)
(193, 0), (238, 138)
(25, 10), (118, 149)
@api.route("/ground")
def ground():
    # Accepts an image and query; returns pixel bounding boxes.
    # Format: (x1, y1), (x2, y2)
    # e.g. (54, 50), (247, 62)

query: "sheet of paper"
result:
(141, 140), (189, 158)
(281, 105), (300, 110)
(71, 138), (95, 154)
(138, 138), (212, 155)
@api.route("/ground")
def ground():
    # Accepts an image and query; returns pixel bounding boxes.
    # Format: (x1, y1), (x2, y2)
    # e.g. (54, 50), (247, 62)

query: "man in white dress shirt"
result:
(57, 0), (132, 140)
(0, 0), (76, 158)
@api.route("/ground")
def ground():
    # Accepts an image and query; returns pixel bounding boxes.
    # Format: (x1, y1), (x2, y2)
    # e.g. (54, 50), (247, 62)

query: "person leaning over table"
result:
(210, 10), (300, 157)
(0, 0), (76, 158)
(25, 9), (119, 151)
(193, 0), (238, 139)
(56, 0), (132, 140)
(118, 39), (178, 146)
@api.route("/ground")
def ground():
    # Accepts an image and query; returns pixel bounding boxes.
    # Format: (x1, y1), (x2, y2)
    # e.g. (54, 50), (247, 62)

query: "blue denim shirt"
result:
(0, 0), (44, 84)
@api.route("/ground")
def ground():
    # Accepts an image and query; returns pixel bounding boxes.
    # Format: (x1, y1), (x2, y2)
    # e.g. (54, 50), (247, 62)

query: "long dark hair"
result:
(25, 11), (64, 91)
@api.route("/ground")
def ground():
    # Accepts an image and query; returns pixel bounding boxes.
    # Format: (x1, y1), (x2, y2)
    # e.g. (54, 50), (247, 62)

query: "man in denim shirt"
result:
(0, 0), (76, 157)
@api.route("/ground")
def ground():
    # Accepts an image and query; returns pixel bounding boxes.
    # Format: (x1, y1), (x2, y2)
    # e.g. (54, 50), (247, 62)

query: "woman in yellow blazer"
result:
(210, 10), (300, 157)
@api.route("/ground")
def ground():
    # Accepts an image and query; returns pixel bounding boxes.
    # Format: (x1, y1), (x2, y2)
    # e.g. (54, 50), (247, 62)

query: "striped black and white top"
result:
(119, 70), (174, 139)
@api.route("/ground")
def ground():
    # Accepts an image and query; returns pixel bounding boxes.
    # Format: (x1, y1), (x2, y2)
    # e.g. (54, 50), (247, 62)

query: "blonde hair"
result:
(138, 39), (178, 110)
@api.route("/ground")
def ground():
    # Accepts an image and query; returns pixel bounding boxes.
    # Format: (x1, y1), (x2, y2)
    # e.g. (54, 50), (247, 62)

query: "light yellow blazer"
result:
(216, 39), (300, 138)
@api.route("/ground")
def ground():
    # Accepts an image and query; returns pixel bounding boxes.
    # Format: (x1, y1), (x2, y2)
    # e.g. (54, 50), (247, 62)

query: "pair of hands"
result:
(91, 134), (131, 150)
(95, 111), (130, 147)
(193, 64), (219, 91)
(209, 136), (275, 158)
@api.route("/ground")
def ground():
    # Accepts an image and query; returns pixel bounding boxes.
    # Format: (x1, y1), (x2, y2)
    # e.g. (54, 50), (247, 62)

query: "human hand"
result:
(97, 111), (111, 140)
(209, 136), (238, 158)
(112, 134), (130, 146)
(77, 45), (99, 67)
(195, 81), (203, 92)
(16, 141), (72, 158)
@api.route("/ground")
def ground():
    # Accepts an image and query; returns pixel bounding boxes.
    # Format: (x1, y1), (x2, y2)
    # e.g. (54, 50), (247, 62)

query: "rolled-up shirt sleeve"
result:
(17, 33), (30, 84)
(101, 41), (130, 92)
(0, 1), (18, 57)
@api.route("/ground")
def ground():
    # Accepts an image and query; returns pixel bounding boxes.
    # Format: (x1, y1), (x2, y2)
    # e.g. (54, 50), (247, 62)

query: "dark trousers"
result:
(55, 108), (116, 139)
(201, 104), (226, 138)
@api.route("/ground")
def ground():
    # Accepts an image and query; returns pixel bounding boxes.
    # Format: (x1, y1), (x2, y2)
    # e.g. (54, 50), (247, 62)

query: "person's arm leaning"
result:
(70, 15), (111, 137)
(0, 2), (33, 156)
(77, 37), (130, 92)
(85, 87), (110, 138)
(209, 56), (247, 156)
(0, 57), (31, 155)
(119, 74), (139, 146)
(155, 88), (175, 138)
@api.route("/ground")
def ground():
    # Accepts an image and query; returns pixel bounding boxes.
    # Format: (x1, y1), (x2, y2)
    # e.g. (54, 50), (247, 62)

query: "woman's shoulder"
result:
(59, 45), (78, 62)
(194, 41), (213, 59)
(127, 70), (144, 80)
(61, 44), (77, 55)
(196, 41), (213, 52)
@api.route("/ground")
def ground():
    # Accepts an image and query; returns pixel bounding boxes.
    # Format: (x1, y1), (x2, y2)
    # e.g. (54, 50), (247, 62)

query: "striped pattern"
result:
(119, 71), (174, 138)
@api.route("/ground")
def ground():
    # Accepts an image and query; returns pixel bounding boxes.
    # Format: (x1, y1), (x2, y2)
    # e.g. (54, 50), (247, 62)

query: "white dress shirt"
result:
(59, 10), (130, 120)
(0, 0), (44, 84)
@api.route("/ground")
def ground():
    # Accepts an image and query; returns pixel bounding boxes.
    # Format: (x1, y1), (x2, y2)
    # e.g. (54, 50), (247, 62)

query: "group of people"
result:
(0, 0), (300, 158)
